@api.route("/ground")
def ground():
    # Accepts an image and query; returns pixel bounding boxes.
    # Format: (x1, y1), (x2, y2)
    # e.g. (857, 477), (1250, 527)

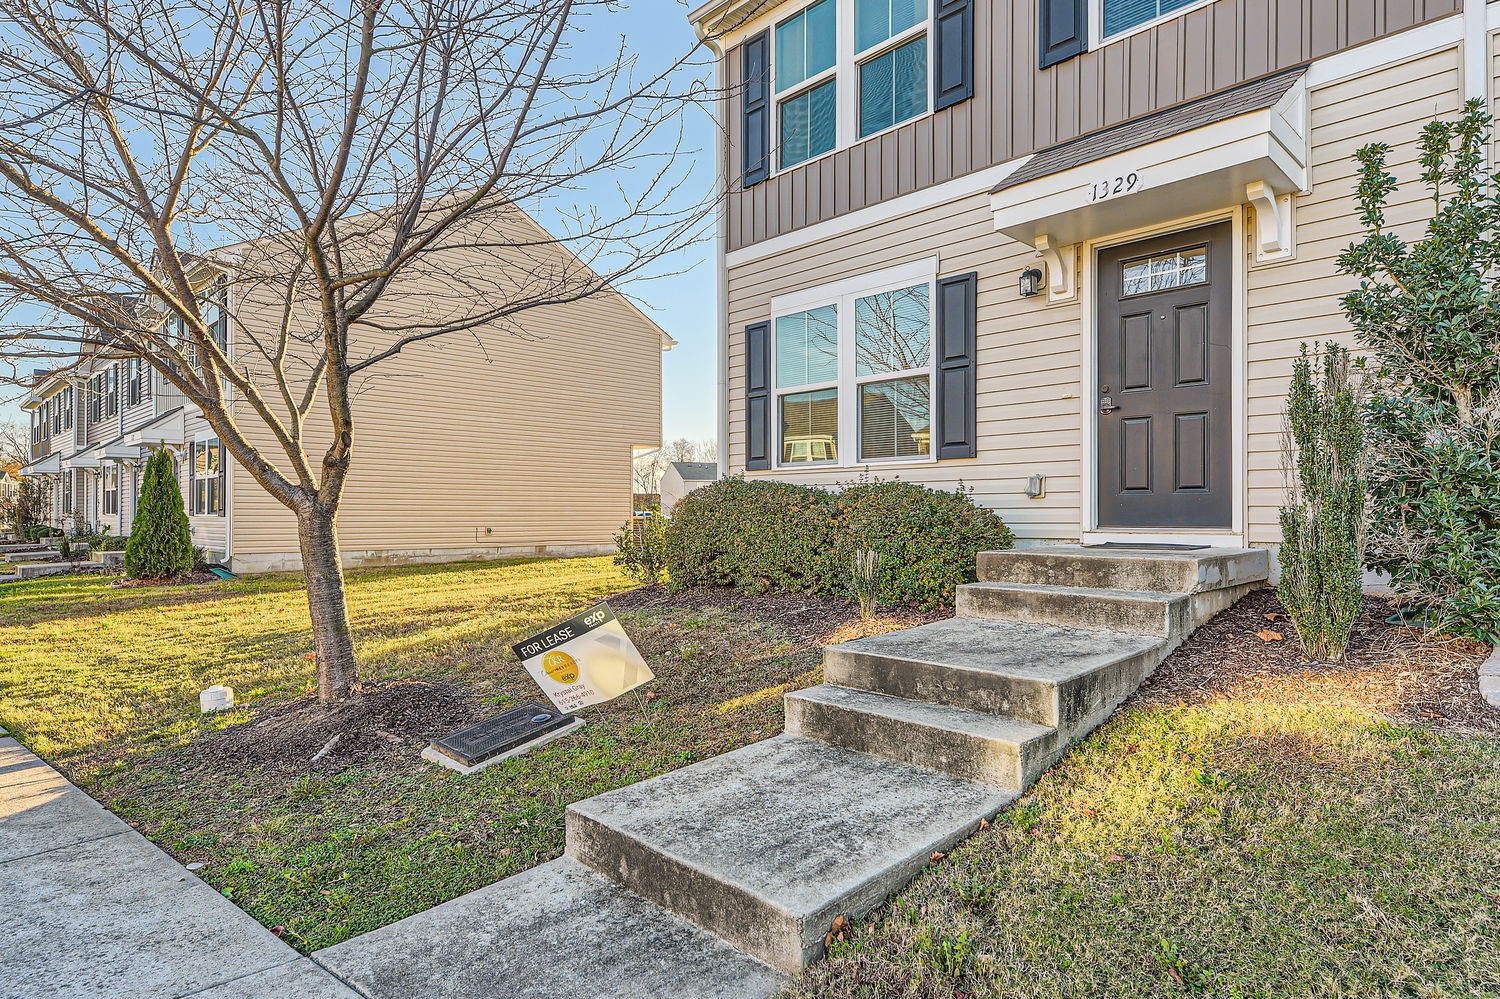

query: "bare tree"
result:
(0, 0), (712, 702)
(633, 447), (665, 496)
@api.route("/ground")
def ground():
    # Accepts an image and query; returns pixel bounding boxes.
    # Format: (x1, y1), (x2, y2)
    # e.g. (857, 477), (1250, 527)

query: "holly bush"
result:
(1338, 100), (1500, 642)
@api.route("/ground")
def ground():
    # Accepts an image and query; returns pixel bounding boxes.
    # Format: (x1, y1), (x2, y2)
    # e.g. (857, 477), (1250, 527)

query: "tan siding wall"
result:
(726, 0), (1461, 249)
(726, 192), (1086, 542)
(1243, 43), (1461, 544)
(224, 232), (664, 572)
(726, 41), (1463, 546)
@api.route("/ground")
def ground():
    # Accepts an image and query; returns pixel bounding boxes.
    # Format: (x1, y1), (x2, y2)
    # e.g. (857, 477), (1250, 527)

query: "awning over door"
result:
(990, 67), (1309, 300)
(19, 454), (62, 476)
(120, 407), (185, 450)
(64, 446), (103, 470)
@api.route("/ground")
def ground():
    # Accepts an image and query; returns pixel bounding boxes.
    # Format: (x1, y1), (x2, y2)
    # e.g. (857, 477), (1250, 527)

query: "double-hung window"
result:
(772, 261), (935, 467)
(191, 439), (225, 516)
(104, 366), (119, 418)
(101, 465), (119, 516)
(855, 0), (928, 137)
(773, 0), (931, 170)
(775, 0), (837, 169)
(61, 470), (73, 514)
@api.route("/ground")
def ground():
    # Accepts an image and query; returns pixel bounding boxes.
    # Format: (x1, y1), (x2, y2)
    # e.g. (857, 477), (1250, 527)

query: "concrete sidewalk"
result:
(0, 730), (361, 999)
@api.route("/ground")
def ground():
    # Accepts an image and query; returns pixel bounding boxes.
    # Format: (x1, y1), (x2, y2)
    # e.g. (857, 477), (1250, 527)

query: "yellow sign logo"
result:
(543, 650), (580, 685)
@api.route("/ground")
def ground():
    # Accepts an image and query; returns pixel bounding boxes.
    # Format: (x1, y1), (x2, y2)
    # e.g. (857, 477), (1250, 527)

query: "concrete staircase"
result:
(316, 545), (1268, 999)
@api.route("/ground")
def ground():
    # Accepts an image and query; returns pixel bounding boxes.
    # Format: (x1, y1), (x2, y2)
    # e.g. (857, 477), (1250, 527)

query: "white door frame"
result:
(1078, 205), (1248, 547)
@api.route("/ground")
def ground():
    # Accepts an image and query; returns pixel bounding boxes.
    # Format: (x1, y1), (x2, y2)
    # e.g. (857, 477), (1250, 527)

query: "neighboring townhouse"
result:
(20, 209), (672, 572)
(692, 0), (1493, 549)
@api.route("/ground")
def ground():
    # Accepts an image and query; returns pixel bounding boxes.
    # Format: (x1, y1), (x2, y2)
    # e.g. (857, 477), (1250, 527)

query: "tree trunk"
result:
(297, 502), (358, 703)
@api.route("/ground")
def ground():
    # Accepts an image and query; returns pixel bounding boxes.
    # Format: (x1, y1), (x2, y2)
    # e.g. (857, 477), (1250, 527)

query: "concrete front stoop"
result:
(315, 545), (1268, 999)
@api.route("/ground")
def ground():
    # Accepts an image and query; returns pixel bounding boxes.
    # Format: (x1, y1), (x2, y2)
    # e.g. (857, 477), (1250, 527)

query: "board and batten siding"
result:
(223, 234), (664, 573)
(725, 39), (1464, 546)
(725, 0), (1461, 250)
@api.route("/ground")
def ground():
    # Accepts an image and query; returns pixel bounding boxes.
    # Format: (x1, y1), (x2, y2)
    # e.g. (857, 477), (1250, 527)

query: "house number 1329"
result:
(1089, 172), (1142, 202)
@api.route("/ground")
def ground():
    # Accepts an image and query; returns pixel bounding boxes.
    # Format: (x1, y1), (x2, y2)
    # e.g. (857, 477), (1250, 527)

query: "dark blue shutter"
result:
(935, 273), (978, 460)
(933, 0), (975, 111)
(1039, 0), (1088, 69)
(741, 30), (771, 187)
(744, 321), (772, 469)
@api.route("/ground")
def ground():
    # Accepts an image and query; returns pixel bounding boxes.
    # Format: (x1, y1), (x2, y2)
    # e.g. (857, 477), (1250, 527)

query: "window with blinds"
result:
(770, 264), (935, 468)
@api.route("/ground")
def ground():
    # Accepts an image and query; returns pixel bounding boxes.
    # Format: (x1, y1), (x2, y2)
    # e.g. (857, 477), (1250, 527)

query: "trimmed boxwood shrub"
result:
(663, 477), (1014, 609)
(833, 480), (1016, 610)
(664, 478), (838, 595)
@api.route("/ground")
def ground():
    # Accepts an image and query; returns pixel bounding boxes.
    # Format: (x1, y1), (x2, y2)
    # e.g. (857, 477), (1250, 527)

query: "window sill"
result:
(771, 106), (933, 181)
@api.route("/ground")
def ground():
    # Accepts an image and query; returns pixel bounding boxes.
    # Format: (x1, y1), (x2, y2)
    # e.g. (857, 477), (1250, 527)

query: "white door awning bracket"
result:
(1246, 179), (1296, 262)
(1034, 234), (1078, 303)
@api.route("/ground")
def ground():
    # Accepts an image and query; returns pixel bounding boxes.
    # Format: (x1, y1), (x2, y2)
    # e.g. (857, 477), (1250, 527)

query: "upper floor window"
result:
(771, 261), (935, 467)
(1100, 0), (1204, 41)
(104, 365), (119, 418)
(773, 0), (930, 171)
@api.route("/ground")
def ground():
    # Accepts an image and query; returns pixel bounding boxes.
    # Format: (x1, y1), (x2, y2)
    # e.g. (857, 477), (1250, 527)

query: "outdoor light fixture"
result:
(1019, 267), (1043, 298)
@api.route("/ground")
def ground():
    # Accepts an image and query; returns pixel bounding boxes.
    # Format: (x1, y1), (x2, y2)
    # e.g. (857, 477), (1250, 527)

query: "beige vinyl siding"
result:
(1243, 43), (1461, 544)
(726, 39), (1464, 546)
(223, 215), (664, 572)
(725, 0), (1461, 249)
(726, 192), (1086, 543)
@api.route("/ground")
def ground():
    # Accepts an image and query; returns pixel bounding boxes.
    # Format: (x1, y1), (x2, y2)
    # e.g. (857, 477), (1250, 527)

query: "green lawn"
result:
(784, 698), (1500, 998)
(0, 558), (877, 951)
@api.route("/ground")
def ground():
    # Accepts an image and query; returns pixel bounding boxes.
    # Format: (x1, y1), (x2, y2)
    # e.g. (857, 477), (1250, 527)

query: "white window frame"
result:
(1091, 0), (1216, 48)
(771, 0), (935, 175)
(769, 257), (939, 470)
(101, 464), (119, 516)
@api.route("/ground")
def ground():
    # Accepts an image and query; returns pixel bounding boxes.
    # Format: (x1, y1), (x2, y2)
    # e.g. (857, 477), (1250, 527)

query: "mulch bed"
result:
(609, 585), (951, 648)
(113, 571), (224, 587)
(194, 680), (489, 774)
(1135, 587), (1499, 736)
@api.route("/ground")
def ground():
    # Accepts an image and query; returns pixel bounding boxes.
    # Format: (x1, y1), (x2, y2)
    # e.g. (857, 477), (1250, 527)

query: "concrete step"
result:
(784, 684), (1060, 789)
(16, 562), (98, 580)
(977, 545), (1269, 594)
(823, 616), (1165, 729)
(956, 581), (1191, 638)
(565, 735), (1012, 973)
(316, 857), (786, 999)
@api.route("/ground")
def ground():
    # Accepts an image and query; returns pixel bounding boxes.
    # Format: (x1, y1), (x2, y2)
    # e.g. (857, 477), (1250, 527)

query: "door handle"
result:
(1099, 396), (1120, 414)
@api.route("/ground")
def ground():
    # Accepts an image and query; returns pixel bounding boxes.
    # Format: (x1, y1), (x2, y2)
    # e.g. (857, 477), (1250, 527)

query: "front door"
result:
(1096, 222), (1232, 530)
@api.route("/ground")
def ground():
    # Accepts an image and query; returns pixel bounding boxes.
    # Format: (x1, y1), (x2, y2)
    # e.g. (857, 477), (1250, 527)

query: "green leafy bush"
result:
(1338, 101), (1500, 642)
(664, 478), (837, 595)
(833, 479), (1016, 610)
(663, 477), (1014, 609)
(125, 449), (195, 581)
(613, 509), (669, 586)
(1278, 343), (1367, 660)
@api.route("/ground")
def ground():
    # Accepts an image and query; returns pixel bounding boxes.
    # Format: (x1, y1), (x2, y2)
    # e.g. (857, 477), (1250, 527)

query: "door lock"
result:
(1099, 396), (1120, 414)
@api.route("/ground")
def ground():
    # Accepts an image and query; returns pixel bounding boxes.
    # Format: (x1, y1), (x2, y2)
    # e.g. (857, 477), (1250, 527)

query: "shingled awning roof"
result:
(993, 67), (1307, 194)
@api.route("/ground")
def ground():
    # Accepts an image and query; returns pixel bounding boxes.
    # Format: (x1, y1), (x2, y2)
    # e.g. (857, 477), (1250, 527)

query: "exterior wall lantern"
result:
(1018, 267), (1043, 298)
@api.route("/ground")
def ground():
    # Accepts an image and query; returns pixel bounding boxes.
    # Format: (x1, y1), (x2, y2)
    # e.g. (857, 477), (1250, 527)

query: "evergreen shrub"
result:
(124, 449), (195, 581)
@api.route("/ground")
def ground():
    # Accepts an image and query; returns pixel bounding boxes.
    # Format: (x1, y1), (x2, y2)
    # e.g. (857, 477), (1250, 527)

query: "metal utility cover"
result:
(429, 702), (574, 768)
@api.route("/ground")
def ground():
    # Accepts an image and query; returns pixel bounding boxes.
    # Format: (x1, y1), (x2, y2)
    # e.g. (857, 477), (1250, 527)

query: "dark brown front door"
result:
(1097, 222), (1232, 530)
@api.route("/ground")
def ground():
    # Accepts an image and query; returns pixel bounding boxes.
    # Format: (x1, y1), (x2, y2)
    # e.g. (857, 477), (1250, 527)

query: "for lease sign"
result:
(511, 602), (653, 713)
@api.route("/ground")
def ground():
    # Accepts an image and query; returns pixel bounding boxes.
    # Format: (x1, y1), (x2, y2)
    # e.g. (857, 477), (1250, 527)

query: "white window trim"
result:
(769, 257), (939, 470)
(771, 0), (935, 175)
(1090, 0), (1216, 49)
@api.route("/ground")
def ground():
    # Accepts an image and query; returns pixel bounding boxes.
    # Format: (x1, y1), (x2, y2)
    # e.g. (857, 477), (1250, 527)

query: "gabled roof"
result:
(668, 461), (718, 481)
(993, 67), (1307, 193)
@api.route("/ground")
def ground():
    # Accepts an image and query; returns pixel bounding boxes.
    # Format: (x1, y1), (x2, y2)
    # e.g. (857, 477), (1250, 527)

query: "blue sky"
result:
(2, 0), (720, 446)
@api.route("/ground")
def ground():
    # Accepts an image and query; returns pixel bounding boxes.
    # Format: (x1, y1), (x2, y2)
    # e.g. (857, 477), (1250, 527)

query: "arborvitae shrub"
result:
(124, 449), (195, 581)
(1278, 343), (1367, 660)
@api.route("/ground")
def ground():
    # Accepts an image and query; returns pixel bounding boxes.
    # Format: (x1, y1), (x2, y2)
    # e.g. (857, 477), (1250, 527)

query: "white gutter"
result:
(699, 31), (731, 479)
